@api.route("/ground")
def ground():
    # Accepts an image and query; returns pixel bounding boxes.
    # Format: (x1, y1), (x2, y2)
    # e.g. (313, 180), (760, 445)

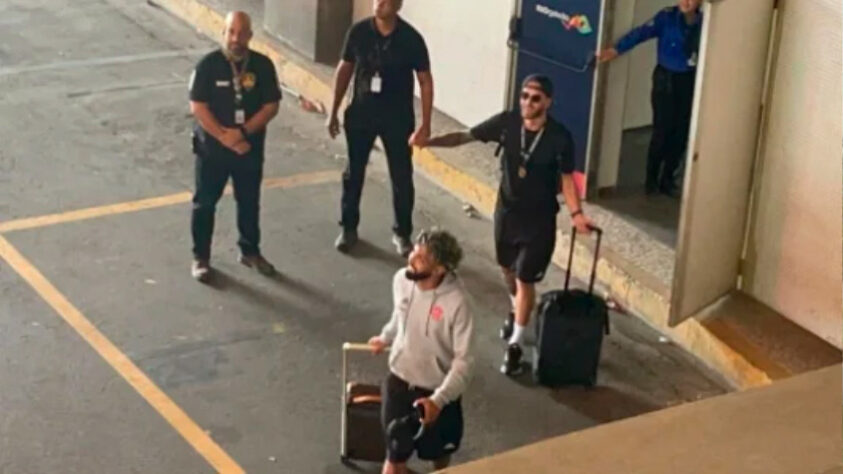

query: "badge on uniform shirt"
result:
(241, 72), (256, 91)
(235, 109), (245, 125)
(371, 73), (382, 94)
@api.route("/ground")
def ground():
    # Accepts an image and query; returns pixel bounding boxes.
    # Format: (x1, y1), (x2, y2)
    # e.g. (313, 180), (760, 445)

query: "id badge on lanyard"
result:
(371, 36), (390, 95)
(371, 73), (382, 94)
(229, 54), (249, 125)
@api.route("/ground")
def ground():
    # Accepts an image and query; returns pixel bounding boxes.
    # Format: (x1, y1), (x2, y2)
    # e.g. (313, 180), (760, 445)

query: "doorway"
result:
(592, 0), (684, 248)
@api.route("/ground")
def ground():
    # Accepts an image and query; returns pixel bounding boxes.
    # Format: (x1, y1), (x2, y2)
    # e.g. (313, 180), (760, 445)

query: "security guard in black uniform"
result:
(188, 11), (282, 282)
(327, 0), (434, 257)
(598, 0), (702, 197)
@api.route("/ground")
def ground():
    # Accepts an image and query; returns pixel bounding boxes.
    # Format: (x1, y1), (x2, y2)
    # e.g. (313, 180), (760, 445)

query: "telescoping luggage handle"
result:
(341, 342), (390, 460)
(563, 225), (603, 296)
(341, 342), (390, 406)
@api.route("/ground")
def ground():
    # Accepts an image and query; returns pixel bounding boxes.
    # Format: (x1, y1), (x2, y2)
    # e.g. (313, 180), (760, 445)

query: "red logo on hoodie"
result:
(430, 305), (444, 322)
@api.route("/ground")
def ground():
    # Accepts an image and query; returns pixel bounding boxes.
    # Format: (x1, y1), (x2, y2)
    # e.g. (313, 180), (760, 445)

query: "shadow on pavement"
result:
(549, 385), (660, 423)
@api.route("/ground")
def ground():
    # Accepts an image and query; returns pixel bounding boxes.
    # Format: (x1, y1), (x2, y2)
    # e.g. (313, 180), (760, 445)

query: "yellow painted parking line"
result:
(0, 169), (340, 234)
(0, 235), (245, 473)
(0, 192), (193, 234)
(412, 146), (497, 217)
(261, 168), (339, 190)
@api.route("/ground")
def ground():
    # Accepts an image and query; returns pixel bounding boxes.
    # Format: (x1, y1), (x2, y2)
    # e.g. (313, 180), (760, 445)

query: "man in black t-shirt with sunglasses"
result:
(425, 75), (592, 376)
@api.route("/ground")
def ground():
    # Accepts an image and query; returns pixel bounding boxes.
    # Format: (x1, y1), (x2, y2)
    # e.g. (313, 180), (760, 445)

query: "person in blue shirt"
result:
(597, 0), (702, 197)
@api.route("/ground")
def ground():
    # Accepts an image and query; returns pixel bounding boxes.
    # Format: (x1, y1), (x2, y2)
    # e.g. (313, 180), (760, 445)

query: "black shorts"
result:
(494, 208), (557, 283)
(381, 373), (463, 463)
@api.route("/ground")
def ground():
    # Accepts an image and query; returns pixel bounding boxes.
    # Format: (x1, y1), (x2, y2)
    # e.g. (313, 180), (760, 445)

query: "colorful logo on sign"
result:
(535, 4), (593, 35)
(564, 14), (592, 34)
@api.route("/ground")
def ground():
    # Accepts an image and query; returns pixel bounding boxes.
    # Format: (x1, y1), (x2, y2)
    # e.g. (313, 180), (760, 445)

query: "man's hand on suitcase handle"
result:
(414, 398), (441, 426)
(571, 210), (594, 234)
(367, 336), (388, 355)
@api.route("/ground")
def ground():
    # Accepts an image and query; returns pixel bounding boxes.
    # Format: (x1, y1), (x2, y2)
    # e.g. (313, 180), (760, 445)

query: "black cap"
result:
(522, 74), (554, 98)
(386, 411), (425, 457)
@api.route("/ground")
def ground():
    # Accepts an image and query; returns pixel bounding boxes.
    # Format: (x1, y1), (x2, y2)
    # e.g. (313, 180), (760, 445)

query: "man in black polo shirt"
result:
(188, 11), (282, 282)
(327, 0), (433, 257)
(426, 75), (593, 376)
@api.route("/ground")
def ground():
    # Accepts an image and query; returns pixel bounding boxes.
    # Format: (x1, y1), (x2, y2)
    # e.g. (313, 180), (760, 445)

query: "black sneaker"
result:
(392, 234), (412, 257)
(500, 343), (524, 376)
(238, 254), (277, 277)
(499, 312), (515, 341)
(660, 185), (682, 199)
(335, 229), (358, 253)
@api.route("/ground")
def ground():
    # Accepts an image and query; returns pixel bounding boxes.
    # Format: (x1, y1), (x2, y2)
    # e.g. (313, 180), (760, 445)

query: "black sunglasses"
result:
(520, 91), (544, 103)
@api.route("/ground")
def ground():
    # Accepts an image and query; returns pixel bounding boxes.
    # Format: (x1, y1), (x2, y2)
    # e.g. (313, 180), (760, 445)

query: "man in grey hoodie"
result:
(368, 229), (473, 474)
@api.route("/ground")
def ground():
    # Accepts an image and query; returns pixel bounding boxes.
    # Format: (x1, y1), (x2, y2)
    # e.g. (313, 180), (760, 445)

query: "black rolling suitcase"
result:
(533, 226), (610, 387)
(340, 343), (387, 463)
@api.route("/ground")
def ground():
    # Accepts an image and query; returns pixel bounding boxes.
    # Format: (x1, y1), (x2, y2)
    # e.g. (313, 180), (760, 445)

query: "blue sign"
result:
(513, 0), (602, 194)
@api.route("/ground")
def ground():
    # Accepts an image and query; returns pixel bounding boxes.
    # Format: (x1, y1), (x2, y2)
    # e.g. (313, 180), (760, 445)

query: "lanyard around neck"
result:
(228, 52), (250, 104)
(520, 126), (545, 165)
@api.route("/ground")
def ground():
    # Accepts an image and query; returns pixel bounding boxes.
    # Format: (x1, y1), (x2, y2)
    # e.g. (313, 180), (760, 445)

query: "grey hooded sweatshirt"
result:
(379, 269), (474, 408)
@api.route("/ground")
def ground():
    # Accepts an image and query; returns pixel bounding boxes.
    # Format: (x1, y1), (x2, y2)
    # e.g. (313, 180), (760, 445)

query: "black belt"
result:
(656, 64), (696, 76)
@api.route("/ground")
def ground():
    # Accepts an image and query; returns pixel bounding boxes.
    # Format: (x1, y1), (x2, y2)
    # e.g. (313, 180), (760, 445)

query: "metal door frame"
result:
(584, 0), (611, 200)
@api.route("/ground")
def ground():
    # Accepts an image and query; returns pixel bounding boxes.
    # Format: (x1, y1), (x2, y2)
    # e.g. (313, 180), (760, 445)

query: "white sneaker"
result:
(191, 259), (211, 282)
(392, 234), (412, 257)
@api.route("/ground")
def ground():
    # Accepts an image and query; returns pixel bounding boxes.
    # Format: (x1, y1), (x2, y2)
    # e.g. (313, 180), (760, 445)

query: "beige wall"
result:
(353, 0), (513, 126)
(353, 0), (369, 23)
(743, 0), (843, 348)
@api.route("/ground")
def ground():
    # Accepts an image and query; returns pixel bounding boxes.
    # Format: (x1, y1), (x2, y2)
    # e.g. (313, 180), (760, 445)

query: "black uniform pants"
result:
(341, 111), (415, 238)
(647, 65), (696, 192)
(191, 150), (263, 260)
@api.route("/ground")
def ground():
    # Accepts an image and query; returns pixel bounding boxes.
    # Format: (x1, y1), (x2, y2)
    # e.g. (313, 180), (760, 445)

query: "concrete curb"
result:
(154, 0), (772, 390)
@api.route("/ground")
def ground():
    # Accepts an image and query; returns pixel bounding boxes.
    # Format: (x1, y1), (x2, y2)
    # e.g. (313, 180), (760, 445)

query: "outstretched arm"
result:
(426, 131), (476, 148)
(597, 10), (664, 63)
